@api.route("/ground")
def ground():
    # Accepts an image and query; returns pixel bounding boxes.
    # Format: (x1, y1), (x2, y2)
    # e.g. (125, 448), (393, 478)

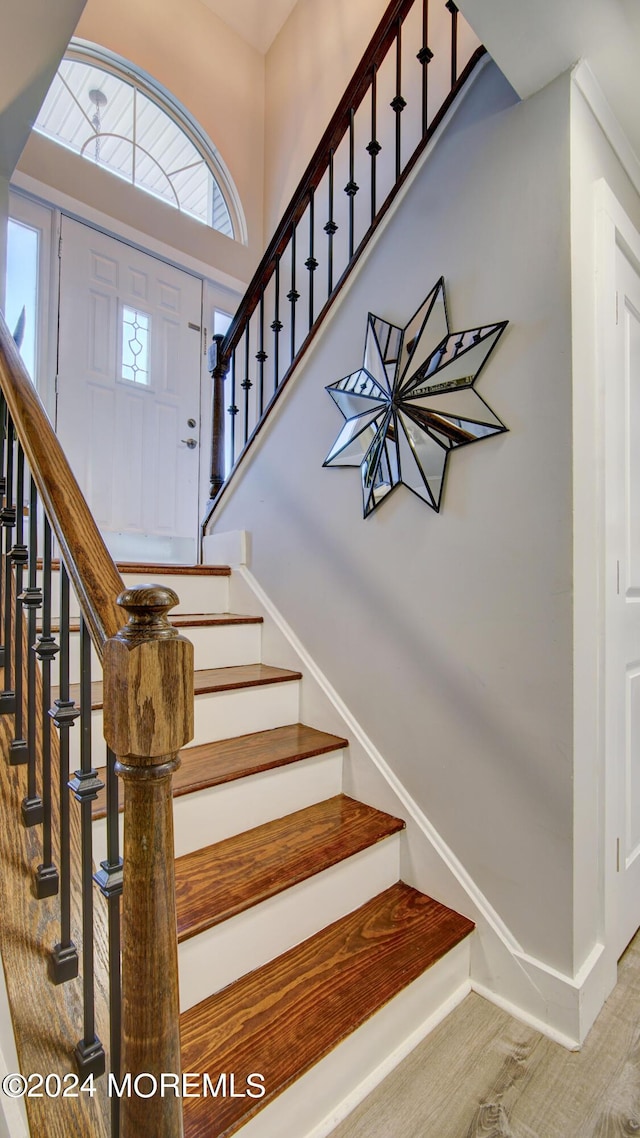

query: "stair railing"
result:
(202, 0), (486, 532)
(0, 313), (193, 1138)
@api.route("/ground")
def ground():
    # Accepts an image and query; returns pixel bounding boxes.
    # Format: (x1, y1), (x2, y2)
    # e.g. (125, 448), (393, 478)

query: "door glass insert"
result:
(121, 306), (151, 385)
(5, 219), (39, 380)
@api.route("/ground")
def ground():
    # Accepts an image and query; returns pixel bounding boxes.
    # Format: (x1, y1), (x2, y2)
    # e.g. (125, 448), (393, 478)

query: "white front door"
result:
(56, 216), (203, 562)
(607, 241), (640, 957)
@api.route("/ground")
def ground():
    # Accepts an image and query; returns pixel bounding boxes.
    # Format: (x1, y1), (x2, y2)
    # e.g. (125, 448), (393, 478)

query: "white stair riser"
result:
(61, 622), (262, 684)
(177, 623), (262, 671)
(178, 835), (402, 1012)
(190, 682), (300, 746)
(70, 680), (301, 768)
(92, 750), (344, 865)
(236, 938), (472, 1138)
(40, 571), (230, 619)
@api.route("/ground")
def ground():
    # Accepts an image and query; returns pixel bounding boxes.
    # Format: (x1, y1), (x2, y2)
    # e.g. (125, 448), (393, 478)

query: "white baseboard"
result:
(216, 539), (609, 1049)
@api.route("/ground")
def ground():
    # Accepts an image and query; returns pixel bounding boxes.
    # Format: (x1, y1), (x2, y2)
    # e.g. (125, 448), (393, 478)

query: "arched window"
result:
(34, 41), (245, 242)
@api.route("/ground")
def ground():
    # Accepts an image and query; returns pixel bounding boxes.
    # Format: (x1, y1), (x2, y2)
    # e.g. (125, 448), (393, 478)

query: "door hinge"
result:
(203, 327), (207, 356)
(58, 233), (63, 260)
(617, 837), (621, 872)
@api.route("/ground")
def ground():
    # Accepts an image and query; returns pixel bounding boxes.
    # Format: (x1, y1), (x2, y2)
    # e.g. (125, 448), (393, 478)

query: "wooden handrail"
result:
(0, 312), (125, 658)
(221, 0), (412, 358)
(202, 0), (486, 535)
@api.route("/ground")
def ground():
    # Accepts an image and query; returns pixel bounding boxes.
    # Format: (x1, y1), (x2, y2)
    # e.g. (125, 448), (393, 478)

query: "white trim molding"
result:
(573, 61), (640, 197)
(10, 171), (246, 300)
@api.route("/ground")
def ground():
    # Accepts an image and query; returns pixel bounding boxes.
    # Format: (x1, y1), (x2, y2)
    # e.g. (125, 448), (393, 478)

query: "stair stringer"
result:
(205, 533), (610, 1052)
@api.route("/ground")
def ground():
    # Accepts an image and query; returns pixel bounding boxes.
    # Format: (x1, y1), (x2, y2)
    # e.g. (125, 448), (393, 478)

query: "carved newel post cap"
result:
(103, 584), (194, 757)
(116, 585), (179, 643)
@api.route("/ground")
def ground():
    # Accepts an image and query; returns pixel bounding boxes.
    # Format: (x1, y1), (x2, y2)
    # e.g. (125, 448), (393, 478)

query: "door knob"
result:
(181, 437), (198, 449)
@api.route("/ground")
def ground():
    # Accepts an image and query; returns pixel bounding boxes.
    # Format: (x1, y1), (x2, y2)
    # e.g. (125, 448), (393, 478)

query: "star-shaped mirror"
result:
(323, 279), (508, 516)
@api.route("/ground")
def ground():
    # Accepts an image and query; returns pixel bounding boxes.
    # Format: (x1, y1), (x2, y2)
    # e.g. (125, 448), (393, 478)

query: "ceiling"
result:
(458, 0), (640, 165)
(198, 0), (298, 53)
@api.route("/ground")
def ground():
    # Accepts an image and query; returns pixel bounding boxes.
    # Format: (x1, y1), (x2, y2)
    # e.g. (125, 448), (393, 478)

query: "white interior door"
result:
(607, 241), (640, 957)
(56, 216), (203, 563)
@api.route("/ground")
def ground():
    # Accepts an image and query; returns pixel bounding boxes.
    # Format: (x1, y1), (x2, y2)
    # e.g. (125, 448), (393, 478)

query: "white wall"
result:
(212, 62), (577, 974)
(570, 78), (640, 975)
(0, 0), (86, 178)
(264, 0), (389, 236)
(0, 178), (8, 310)
(17, 0), (265, 284)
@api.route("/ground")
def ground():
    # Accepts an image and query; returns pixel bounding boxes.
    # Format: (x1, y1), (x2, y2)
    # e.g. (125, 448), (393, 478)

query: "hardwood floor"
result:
(329, 931), (640, 1138)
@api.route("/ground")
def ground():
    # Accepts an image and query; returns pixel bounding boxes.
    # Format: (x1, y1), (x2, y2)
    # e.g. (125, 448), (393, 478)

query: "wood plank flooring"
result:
(328, 929), (640, 1138)
(175, 795), (404, 940)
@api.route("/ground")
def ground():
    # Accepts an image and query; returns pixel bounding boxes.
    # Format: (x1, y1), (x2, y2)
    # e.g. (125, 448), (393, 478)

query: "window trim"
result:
(40, 38), (247, 246)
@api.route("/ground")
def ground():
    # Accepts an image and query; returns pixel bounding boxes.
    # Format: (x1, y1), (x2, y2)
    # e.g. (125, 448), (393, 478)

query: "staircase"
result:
(75, 561), (474, 1138)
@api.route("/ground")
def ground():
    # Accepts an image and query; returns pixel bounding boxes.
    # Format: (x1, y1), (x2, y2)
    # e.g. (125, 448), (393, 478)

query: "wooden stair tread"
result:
(40, 559), (231, 576)
(56, 663), (302, 711)
(38, 612), (262, 633)
(175, 794), (404, 941)
(92, 723), (347, 819)
(180, 882), (475, 1138)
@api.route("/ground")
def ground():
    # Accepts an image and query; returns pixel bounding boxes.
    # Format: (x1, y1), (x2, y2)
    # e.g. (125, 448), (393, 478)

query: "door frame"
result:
(596, 179), (640, 972)
(8, 181), (243, 556)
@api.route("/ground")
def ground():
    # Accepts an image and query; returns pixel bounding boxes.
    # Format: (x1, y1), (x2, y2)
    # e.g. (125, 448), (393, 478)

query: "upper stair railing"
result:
(202, 0), (485, 532)
(0, 314), (193, 1138)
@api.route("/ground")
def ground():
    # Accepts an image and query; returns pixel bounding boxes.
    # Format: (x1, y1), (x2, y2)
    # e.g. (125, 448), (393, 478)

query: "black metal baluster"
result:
(241, 325), (252, 446)
(94, 742), (122, 1138)
(9, 444), (28, 764)
(417, 0), (433, 135)
(287, 223), (299, 361)
(69, 616), (105, 1076)
(345, 110), (359, 259)
(21, 475), (43, 824)
(256, 291), (267, 417)
(35, 518), (59, 898)
(305, 188), (318, 331)
(271, 255), (282, 390)
(325, 149), (338, 295)
(446, 0), (458, 87)
(48, 564), (79, 984)
(367, 65), (381, 224)
(391, 18), (407, 181)
(228, 349), (238, 461)
(0, 417), (16, 715)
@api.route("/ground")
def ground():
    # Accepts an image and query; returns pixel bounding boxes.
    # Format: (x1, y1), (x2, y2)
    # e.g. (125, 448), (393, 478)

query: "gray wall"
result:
(0, 178), (8, 309)
(213, 62), (575, 973)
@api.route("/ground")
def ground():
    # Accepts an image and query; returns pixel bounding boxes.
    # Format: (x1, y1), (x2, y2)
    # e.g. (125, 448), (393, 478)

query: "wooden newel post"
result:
(209, 333), (230, 502)
(103, 586), (194, 1138)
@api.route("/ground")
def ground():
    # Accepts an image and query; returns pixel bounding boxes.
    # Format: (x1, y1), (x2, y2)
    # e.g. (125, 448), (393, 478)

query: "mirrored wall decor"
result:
(323, 278), (508, 517)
